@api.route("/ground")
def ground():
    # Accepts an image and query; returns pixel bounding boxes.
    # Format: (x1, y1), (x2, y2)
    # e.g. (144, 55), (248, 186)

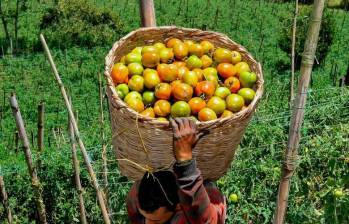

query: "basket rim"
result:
(104, 26), (264, 128)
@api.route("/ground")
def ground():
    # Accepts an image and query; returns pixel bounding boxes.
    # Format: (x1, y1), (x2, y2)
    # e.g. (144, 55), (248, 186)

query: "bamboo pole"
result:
(273, 1), (325, 223)
(140, 0), (156, 27)
(290, 0), (298, 106)
(37, 102), (45, 151)
(0, 175), (13, 224)
(98, 72), (109, 210)
(68, 107), (88, 224)
(9, 93), (47, 224)
(39, 34), (111, 224)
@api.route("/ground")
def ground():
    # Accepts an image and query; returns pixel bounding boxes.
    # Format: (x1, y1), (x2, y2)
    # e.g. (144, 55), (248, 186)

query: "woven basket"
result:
(104, 26), (264, 181)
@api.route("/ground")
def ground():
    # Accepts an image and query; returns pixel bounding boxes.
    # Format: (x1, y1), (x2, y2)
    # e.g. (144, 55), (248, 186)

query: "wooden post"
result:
(273, 1), (325, 223)
(37, 102), (45, 151)
(9, 93), (47, 224)
(99, 73), (109, 210)
(40, 34), (111, 224)
(140, 0), (156, 27)
(68, 109), (88, 224)
(290, 0), (298, 106)
(0, 176), (13, 224)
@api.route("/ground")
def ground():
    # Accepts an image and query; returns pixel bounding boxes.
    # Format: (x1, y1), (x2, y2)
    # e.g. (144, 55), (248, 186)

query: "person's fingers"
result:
(174, 118), (184, 130)
(183, 118), (190, 130)
(170, 118), (179, 136)
(189, 119), (196, 131)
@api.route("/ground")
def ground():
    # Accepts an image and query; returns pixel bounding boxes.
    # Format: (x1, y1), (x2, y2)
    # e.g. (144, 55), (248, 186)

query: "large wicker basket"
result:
(104, 26), (264, 181)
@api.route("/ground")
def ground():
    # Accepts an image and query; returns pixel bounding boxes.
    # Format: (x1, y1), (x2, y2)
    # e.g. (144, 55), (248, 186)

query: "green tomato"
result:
(116, 84), (129, 99)
(124, 91), (142, 103)
(125, 52), (142, 64)
(142, 91), (156, 105)
(186, 55), (203, 70)
(239, 71), (257, 88)
(128, 62), (144, 76)
(214, 87), (231, 99)
(128, 75), (144, 92)
(229, 193), (238, 203)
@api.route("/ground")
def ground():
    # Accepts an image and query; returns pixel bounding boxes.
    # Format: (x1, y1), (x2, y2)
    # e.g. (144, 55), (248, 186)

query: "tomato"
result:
(171, 101), (191, 117)
(224, 76), (240, 93)
(333, 189), (344, 198)
(166, 38), (182, 48)
(159, 48), (174, 63)
(207, 96), (226, 115)
(221, 110), (233, 118)
(115, 84), (129, 99)
(143, 69), (161, 89)
(126, 98), (144, 112)
(239, 71), (257, 88)
(111, 63), (129, 84)
(142, 91), (156, 105)
(195, 81), (215, 98)
(142, 45), (158, 54)
(142, 52), (160, 68)
(214, 86), (231, 99)
(131, 47), (143, 55)
(157, 117), (168, 122)
(182, 71), (199, 87)
(186, 55), (202, 70)
(228, 193), (238, 203)
(173, 43), (189, 60)
(140, 107), (155, 118)
(238, 88), (255, 104)
(125, 52), (142, 64)
(173, 83), (193, 102)
(155, 83), (171, 100)
(119, 56), (126, 64)
(217, 63), (237, 78)
(157, 64), (178, 82)
(204, 73), (218, 87)
(183, 40), (195, 49)
(200, 40), (214, 54)
(154, 100), (171, 117)
(170, 80), (182, 93)
(127, 62), (144, 76)
(213, 48), (232, 63)
(235, 62), (250, 75)
(178, 66), (189, 80)
(124, 91), (142, 103)
(203, 67), (218, 79)
(173, 61), (186, 67)
(231, 51), (242, 64)
(200, 55), (213, 68)
(226, 94), (244, 112)
(153, 42), (166, 51)
(198, 108), (217, 121)
(192, 68), (204, 82)
(188, 97), (206, 115)
(189, 43), (204, 57)
(128, 75), (144, 92)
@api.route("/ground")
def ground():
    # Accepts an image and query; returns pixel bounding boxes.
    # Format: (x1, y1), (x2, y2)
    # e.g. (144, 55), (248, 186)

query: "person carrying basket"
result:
(126, 117), (227, 224)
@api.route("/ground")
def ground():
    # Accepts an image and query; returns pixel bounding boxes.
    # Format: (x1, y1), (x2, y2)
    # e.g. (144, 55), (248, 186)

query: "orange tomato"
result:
(173, 43), (189, 60)
(154, 100), (171, 117)
(126, 98), (144, 112)
(195, 81), (215, 98)
(166, 38), (182, 48)
(142, 52), (160, 68)
(111, 63), (129, 84)
(224, 76), (241, 93)
(188, 97), (206, 114)
(183, 40), (195, 49)
(214, 48), (232, 63)
(170, 80), (182, 93)
(192, 68), (204, 81)
(221, 110), (233, 118)
(200, 55), (213, 68)
(200, 40), (214, 54)
(172, 83), (193, 102)
(178, 66), (189, 80)
(155, 83), (171, 100)
(198, 108), (217, 121)
(189, 43), (204, 57)
(235, 62), (250, 75)
(173, 61), (186, 67)
(157, 64), (178, 82)
(217, 63), (237, 78)
(140, 108), (155, 118)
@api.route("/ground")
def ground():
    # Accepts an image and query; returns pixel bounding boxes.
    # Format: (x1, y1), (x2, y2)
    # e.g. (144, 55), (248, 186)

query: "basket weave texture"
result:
(104, 26), (264, 181)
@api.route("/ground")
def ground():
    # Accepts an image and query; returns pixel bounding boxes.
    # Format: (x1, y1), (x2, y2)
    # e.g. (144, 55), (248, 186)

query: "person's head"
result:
(138, 171), (179, 224)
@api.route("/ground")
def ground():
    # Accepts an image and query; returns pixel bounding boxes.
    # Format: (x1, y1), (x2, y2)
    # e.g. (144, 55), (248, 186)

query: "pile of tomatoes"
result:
(111, 38), (257, 122)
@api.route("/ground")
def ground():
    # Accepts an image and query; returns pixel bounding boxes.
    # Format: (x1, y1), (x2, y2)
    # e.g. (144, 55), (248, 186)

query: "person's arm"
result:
(126, 182), (144, 224)
(170, 118), (226, 223)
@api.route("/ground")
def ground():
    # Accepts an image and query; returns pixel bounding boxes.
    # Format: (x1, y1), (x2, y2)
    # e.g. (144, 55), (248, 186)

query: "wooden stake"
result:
(40, 34), (111, 224)
(37, 102), (45, 151)
(290, 0), (299, 106)
(9, 93), (47, 224)
(0, 176), (13, 224)
(273, 1), (325, 223)
(68, 108), (88, 224)
(140, 0), (156, 27)
(99, 73), (109, 209)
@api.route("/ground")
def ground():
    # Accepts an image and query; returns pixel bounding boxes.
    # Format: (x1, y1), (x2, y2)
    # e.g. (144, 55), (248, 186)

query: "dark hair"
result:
(138, 171), (179, 213)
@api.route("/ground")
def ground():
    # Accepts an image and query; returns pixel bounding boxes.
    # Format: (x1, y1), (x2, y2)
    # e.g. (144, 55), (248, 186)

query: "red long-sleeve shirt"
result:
(126, 160), (227, 223)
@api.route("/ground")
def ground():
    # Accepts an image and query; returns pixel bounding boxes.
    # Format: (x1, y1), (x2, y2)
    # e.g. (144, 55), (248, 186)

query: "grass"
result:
(0, 0), (348, 223)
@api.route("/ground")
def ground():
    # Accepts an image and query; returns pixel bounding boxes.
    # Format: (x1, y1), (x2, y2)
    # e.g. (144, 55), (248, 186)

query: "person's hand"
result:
(170, 118), (204, 162)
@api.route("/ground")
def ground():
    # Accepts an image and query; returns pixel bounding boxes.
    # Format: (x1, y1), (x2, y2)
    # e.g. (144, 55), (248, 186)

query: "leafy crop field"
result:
(0, 0), (348, 223)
